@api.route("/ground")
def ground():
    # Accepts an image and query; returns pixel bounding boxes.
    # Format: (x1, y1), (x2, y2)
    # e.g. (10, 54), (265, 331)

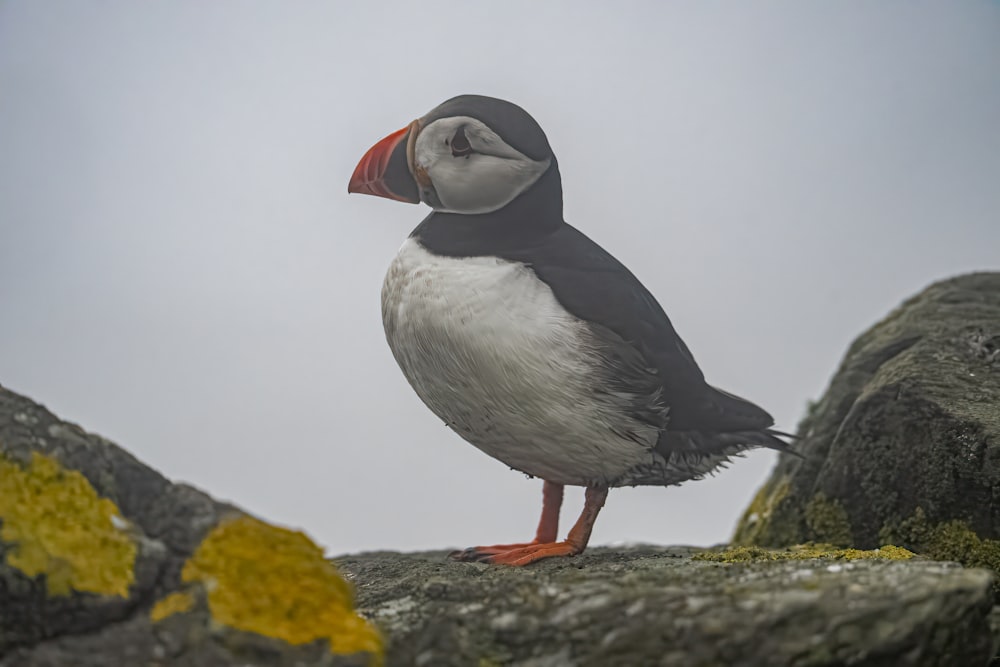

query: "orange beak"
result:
(348, 120), (421, 204)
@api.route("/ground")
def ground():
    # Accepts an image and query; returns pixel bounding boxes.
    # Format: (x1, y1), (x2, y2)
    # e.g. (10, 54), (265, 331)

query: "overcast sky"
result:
(2, 2), (998, 556)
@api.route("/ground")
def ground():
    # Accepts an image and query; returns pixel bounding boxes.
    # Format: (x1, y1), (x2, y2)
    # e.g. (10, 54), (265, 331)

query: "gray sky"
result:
(2, 2), (998, 556)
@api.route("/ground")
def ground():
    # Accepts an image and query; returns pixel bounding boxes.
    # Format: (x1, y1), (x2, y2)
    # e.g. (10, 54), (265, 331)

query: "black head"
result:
(348, 94), (560, 218)
(422, 95), (553, 162)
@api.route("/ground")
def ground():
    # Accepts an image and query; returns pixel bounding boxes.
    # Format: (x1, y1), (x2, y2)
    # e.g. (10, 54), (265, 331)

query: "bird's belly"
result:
(381, 238), (657, 486)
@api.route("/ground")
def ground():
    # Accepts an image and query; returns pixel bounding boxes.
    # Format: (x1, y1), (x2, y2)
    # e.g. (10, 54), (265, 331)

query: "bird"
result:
(348, 95), (792, 566)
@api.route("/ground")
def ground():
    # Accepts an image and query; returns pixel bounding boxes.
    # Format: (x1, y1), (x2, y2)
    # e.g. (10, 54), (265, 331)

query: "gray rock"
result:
(732, 273), (1000, 578)
(0, 384), (381, 666)
(336, 546), (998, 667)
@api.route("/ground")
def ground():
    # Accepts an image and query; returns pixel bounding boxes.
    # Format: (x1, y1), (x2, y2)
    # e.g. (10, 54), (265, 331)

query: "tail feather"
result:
(658, 428), (801, 458)
(680, 385), (776, 432)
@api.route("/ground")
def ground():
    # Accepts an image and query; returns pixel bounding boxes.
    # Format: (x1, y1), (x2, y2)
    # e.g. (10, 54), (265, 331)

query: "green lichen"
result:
(804, 492), (853, 546)
(182, 515), (382, 663)
(150, 591), (195, 622)
(0, 452), (136, 597)
(880, 507), (1000, 574)
(693, 543), (915, 563)
(732, 478), (798, 545)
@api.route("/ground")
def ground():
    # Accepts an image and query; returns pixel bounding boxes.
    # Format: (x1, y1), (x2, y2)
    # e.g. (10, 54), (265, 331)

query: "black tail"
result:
(662, 384), (801, 457)
(657, 427), (800, 460)
(741, 428), (800, 456)
(670, 384), (775, 432)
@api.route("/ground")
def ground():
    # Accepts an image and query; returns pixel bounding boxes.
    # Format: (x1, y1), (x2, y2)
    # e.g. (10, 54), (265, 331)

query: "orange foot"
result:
(450, 486), (608, 567)
(449, 541), (541, 561)
(480, 541), (582, 566)
(451, 481), (568, 563)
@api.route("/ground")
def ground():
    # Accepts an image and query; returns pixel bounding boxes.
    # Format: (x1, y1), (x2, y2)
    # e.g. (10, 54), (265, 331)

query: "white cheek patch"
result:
(414, 117), (551, 215)
(430, 153), (551, 214)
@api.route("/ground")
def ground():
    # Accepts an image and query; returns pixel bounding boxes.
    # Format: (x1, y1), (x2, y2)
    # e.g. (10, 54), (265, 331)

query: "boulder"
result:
(733, 273), (1000, 577)
(0, 384), (382, 667)
(337, 546), (997, 666)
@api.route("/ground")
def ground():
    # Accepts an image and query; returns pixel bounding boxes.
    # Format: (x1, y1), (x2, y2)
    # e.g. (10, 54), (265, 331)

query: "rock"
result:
(0, 384), (382, 666)
(336, 546), (998, 666)
(733, 273), (1000, 578)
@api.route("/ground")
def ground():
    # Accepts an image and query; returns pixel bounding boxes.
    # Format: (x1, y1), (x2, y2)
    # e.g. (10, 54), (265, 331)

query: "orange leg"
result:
(450, 481), (564, 561)
(452, 485), (609, 566)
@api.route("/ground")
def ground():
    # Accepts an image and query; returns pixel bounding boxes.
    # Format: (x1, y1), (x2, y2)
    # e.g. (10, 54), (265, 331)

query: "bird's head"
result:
(348, 95), (556, 216)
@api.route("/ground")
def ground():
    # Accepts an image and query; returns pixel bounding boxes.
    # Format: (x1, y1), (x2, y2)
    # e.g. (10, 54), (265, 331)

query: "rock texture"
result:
(337, 546), (998, 667)
(733, 273), (1000, 576)
(0, 384), (381, 667)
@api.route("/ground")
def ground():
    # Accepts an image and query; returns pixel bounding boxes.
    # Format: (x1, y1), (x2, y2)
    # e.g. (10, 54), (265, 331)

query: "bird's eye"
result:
(450, 127), (472, 157)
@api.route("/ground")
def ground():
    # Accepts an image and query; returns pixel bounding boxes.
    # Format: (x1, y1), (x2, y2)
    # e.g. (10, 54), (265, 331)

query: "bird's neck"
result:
(410, 162), (564, 257)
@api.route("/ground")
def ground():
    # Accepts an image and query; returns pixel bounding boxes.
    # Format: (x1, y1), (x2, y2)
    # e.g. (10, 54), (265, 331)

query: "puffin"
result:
(348, 95), (792, 566)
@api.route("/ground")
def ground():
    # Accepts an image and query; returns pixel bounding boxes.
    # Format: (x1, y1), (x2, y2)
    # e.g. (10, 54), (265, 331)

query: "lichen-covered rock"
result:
(691, 543), (918, 563)
(733, 273), (1000, 580)
(336, 546), (998, 667)
(0, 384), (381, 666)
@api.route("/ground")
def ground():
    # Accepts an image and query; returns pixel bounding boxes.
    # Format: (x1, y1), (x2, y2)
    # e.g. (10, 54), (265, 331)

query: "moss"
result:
(858, 545), (915, 560)
(880, 507), (1000, 574)
(150, 591), (195, 622)
(0, 452), (136, 597)
(732, 478), (795, 545)
(693, 543), (915, 563)
(182, 515), (382, 663)
(804, 492), (853, 546)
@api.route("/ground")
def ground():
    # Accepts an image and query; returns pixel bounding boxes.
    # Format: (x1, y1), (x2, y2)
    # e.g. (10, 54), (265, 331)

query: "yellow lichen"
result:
(880, 507), (1000, 574)
(182, 515), (382, 662)
(804, 492), (853, 546)
(150, 591), (195, 622)
(0, 452), (136, 597)
(693, 543), (915, 563)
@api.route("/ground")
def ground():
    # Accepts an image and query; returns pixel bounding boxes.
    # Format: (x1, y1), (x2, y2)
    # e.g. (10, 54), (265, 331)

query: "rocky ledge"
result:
(338, 546), (997, 667)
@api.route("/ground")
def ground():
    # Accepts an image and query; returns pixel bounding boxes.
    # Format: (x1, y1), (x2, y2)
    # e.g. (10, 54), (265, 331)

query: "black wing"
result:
(507, 223), (777, 435)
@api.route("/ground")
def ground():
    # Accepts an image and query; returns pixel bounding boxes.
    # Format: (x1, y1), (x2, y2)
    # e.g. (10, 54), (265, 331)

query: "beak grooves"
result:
(348, 120), (421, 203)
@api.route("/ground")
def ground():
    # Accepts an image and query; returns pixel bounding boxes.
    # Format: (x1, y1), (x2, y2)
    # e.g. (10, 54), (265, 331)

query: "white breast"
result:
(381, 237), (659, 486)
